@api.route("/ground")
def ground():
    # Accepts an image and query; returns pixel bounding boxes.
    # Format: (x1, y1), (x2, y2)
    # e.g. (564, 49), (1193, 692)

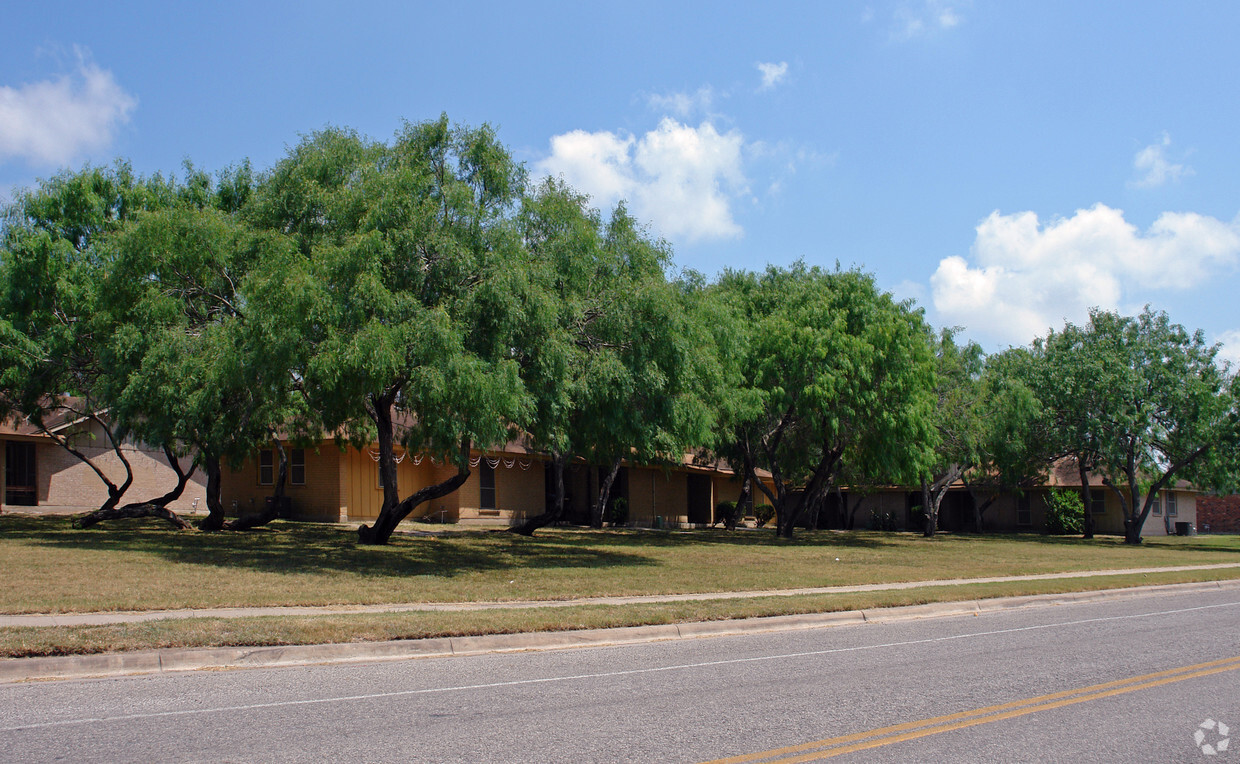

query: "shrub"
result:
(1044, 489), (1083, 535)
(867, 508), (900, 532)
(714, 501), (740, 530)
(753, 504), (775, 528)
(606, 497), (629, 527)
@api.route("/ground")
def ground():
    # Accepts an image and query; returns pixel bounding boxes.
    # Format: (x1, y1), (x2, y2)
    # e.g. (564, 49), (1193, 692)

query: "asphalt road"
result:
(2, 587), (1238, 763)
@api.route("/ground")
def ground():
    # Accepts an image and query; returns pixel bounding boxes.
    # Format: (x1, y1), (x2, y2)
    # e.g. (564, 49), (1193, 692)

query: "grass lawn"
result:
(3, 515), (1238, 658)
(3, 570), (1238, 659)
(3, 514), (1239, 613)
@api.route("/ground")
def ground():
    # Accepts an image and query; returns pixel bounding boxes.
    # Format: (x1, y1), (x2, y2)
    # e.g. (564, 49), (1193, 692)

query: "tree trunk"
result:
(74, 445), (198, 530)
(197, 453), (226, 531)
(776, 448), (840, 539)
(509, 452), (567, 536)
(845, 491), (867, 531)
(359, 437), (472, 545)
(963, 481), (996, 534)
(590, 458), (622, 529)
(1077, 458), (1095, 539)
(921, 478), (935, 537)
(73, 503), (193, 530)
(922, 465), (961, 538)
(41, 410), (135, 513)
(226, 438), (289, 531)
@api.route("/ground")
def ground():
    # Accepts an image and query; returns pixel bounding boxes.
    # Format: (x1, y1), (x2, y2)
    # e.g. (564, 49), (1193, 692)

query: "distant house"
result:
(221, 439), (763, 528)
(819, 459), (1198, 536)
(0, 414), (204, 515)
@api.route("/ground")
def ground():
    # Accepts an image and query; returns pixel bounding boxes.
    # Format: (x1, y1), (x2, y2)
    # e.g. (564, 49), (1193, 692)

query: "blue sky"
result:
(3, 1), (1238, 362)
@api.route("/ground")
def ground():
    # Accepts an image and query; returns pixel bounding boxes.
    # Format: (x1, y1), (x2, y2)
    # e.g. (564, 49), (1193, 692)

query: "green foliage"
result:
(605, 497), (629, 527)
(1031, 307), (1240, 541)
(709, 262), (937, 536)
(866, 508), (900, 532)
(1044, 490), (1084, 535)
(752, 504), (775, 527)
(714, 500), (740, 529)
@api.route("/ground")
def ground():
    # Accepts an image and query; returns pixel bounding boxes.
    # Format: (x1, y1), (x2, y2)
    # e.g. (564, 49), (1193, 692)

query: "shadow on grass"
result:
(3, 515), (1235, 582)
(982, 531), (1240, 555)
(533, 527), (894, 550)
(0, 516), (659, 578)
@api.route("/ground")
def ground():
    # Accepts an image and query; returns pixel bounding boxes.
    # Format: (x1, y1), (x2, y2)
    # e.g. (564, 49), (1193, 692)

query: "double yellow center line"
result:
(702, 655), (1240, 763)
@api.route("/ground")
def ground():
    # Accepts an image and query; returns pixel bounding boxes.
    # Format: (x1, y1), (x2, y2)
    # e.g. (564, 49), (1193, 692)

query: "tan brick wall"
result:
(458, 455), (546, 522)
(628, 466), (690, 525)
(1, 432), (205, 514)
(222, 444), (344, 522)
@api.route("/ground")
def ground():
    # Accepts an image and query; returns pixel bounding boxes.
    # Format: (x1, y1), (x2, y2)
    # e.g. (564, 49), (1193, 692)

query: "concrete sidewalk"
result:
(3, 578), (1238, 684)
(3, 562), (1239, 628)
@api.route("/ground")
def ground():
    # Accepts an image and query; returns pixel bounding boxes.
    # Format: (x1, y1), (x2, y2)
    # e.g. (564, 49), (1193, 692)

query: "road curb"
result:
(4, 578), (1238, 684)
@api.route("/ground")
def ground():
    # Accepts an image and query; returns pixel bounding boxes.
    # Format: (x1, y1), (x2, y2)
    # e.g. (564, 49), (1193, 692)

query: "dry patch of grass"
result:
(2, 514), (1238, 614)
(3, 568), (1238, 659)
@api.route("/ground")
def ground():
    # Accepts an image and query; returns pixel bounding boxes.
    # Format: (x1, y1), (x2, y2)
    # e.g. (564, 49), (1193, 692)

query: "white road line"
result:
(4, 599), (1238, 733)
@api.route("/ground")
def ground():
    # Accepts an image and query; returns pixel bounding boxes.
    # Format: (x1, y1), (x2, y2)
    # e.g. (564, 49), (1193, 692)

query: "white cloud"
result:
(0, 53), (136, 167)
(1216, 329), (1240, 370)
(1131, 132), (1193, 189)
(537, 118), (747, 244)
(892, 1), (963, 40)
(756, 62), (789, 91)
(647, 87), (715, 119)
(931, 204), (1240, 346)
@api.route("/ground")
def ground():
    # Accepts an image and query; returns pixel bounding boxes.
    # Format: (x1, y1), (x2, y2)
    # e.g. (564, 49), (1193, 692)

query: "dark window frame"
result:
(290, 448), (305, 486)
(479, 462), (497, 510)
(258, 450), (274, 486)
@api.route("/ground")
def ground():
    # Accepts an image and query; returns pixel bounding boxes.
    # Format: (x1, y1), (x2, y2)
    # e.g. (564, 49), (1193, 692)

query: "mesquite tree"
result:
(0, 163), (195, 523)
(1034, 308), (1239, 544)
(711, 263), (937, 538)
(251, 118), (531, 545)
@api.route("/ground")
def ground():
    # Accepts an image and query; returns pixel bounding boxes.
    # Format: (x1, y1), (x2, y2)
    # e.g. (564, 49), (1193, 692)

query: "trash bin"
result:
(1175, 521), (1195, 536)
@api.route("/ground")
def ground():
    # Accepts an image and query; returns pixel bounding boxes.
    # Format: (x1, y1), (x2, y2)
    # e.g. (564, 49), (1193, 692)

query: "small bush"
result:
(606, 497), (629, 527)
(715, 501), (740, 530)
(1044, 490), (1083, 535)
(753, 504), (775, 528)
(867, 508), (900, 532)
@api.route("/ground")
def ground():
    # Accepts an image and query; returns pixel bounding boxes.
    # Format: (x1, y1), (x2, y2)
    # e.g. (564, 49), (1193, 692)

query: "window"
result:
(290, 449), (305, 486)
(1166, 491), (1178, 517)
(258, 450), (274, 486)
(1151, 492), (1162, 516)
(1089, 490), (1106, 516)
(1017, 495), (1032, 527)
(479, 462), (497, 510)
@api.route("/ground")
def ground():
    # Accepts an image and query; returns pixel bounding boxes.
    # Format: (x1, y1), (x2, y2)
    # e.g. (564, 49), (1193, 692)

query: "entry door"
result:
(687, 474), (712, 525)
(5, 442), (37, 506)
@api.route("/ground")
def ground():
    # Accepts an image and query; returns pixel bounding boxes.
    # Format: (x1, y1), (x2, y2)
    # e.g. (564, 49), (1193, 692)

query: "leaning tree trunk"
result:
(1077, 458), (1095, 539)
(74, 503), (193, 530)
(74, 445), (198, 530)
(509, 452), (568, 536)
(359, 437), (472, 545)
(226, 438), (289, 531)
(197, 453), (227, 531)
(589, 458), (623, 529)
(846, 492), (867, 531)
(776, 449), (840, 539)
(921, 479), (935, 537)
